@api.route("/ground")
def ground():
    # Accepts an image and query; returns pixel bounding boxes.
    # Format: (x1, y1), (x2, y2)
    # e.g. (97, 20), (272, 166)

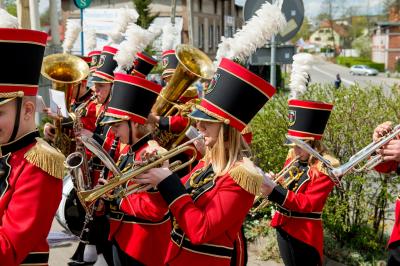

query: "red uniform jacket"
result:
(375, 161), (400, 247)
(156, 159), (259, 266)
(268, 158), (336, 264)
(0, 131), (64, 266)
(80, 99), (100, 132)
(108, 135), (171, 266)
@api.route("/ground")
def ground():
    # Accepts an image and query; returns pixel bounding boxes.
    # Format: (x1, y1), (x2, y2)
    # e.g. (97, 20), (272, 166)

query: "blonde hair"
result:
(204, 125), (251, 176)
(308, 140), (330, 165)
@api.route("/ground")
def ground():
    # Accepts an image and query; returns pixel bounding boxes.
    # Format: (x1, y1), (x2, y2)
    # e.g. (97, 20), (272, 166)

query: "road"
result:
(307, 57), (399, 93)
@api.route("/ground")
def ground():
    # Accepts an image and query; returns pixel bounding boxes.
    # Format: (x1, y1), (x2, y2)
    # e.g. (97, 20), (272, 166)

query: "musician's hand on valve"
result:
(43, 122), (56, 142)
(373, 121), (393, 142)
(43, 107), (60, 119)
(257, 167), (276, 197)
(381, 139), (400, 162)
(136, 167), (173, 187)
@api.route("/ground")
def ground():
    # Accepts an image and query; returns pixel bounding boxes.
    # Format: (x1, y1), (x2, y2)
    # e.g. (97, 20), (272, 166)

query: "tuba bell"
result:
(41, 53), (90, 155)
(41, 53), (90, 112)
(152, 44), (214, 116)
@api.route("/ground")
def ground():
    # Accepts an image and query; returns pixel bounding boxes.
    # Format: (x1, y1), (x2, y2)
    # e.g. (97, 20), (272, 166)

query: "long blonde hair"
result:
(203, 124), (251, 176)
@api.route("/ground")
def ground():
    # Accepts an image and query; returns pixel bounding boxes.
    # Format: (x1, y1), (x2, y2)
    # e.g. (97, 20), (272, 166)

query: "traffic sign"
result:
(74, 0), (92, 9)
(249, 45), (295, 65)
(243, 0), (304, 43)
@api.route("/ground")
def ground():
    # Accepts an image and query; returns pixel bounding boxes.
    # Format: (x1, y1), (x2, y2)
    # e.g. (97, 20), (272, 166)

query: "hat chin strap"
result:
(8, 98), (22, 143)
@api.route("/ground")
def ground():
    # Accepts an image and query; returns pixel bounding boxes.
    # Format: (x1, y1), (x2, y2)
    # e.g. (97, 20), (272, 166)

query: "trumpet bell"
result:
(152, 44), (214, 115)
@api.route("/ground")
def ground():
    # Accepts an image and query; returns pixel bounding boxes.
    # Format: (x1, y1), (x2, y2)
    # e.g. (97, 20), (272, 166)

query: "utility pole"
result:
(16, 0), (30, 29)
(29, 0), (39, 30)
(50, 0), (60, 46)
(187, 0), (193, 45)
(270, 0), (277, 87)
(171, 0), (177, 25)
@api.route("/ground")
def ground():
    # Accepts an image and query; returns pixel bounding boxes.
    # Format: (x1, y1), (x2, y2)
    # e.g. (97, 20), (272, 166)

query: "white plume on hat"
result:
(161, 23), (179, 51)
(84, 29), (97, 54)
(215, 0), (286, 65)
(0, 8), (19, 28)
(63, 20), (81, 53)
(107, 7), (139, 45)
(289, 53), (314, 99)
(114, 24), (158, 73)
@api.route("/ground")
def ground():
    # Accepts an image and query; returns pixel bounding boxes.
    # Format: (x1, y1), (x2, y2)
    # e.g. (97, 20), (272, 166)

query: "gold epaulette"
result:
(229, 157), (263, 195)
(316, 153), (340, 176)
(24, 138), (66, 179)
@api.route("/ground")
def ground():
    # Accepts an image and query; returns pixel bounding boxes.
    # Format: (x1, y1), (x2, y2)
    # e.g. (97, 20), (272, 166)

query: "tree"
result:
(352, 36), (371, 59)
(292, 16), (312, 43)
(4, 0), (16, 16)
(132, 0), (158, 29)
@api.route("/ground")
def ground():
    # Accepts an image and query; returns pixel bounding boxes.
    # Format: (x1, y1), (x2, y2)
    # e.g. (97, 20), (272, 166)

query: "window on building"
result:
(319, 29), (324, 33)
(198, 24), (204, 48)
(199, 0), (202, 12)
(227, 26), (233, 37)
(328, 37), (334, 41)
(214, 1), (217, 14)
(315, 37), (321, 41)
(209, 25), (214, 49)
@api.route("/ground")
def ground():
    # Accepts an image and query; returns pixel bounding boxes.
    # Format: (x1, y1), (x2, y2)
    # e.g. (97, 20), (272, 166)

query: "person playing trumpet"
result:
(260, 99), (339, 266)
(98, 73), (171, 266)
(373, 121), (400, 266)
(135, 58), (276, 265)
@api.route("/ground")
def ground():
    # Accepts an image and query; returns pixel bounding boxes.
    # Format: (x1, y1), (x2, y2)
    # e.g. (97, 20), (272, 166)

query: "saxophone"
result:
(66, 95), (96, 193)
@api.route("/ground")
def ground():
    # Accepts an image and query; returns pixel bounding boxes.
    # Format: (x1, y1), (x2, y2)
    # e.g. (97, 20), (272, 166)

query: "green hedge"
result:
(336, 56), (385, 72)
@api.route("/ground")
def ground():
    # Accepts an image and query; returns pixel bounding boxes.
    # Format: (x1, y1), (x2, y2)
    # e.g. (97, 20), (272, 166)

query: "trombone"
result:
(252, 156), (301, 213)
(77, 135), (203, 210)
(286, 124), (400, 185)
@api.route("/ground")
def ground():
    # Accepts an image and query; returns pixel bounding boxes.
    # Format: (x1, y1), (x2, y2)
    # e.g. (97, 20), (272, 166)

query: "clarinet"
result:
(100, 137), (119, 180)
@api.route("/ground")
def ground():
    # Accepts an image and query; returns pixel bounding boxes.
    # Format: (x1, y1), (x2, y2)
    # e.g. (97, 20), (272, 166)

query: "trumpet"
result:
(287, 124), (400, 186)
(252, 156), (301, 213)
(77, 135), (202, 209)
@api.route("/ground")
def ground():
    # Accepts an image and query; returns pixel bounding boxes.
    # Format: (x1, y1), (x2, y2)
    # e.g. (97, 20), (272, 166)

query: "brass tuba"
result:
(41, 53), (90, 155)
(152, 44), (214, 116)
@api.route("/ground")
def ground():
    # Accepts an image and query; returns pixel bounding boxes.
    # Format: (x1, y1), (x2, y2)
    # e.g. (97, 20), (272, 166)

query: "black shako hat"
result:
(88, 50), (101, 73)
(189, 58), (276, 132)
(287, 99), (333, 141)
(0, 28), (47, 105)
(92, 46), (118, 83)
(130, 51), (158, 79)
(101, 73), (162, 125)
(161, 49), (178, 80)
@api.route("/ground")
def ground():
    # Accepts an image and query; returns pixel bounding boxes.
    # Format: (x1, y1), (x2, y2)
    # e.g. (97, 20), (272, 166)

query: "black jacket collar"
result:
(0, 130), (39, 155)
(130, 133), (152, 153)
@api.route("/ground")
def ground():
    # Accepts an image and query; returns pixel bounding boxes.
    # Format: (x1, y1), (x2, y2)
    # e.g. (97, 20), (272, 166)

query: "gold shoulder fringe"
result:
(316, 153), (340, 176)
(24, 138), (66, 179)
(229, 157), (263, 196)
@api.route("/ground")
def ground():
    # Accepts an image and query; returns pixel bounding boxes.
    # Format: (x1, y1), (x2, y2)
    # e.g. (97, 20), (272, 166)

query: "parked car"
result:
(349, 65), (379, 76)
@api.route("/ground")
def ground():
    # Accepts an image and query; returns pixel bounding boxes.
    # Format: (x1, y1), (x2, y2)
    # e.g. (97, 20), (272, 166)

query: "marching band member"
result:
(70, 45), (120, 266)
(373, 121), (400, 266)
(135, 58), (276, 265)
(260, 99), (339, 266)
(0, 25), (65, 265)
(98, 73), (170, 266)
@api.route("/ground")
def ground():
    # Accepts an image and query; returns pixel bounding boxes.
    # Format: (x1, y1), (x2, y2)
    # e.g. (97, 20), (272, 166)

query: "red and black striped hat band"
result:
(162, 50), (178, 78)
(105, 73), (162, 124)
(88, 50), (101, 72)
(287, 99), (333, 140)
(197, 58), (276, 131)
(131, 52), (158, 77)
(0, 28), (47, 97)
(92, 46), (118, 82)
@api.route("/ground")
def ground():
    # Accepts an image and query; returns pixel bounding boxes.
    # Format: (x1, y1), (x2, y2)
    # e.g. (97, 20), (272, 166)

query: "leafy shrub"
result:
(337, 57), (385, 72)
